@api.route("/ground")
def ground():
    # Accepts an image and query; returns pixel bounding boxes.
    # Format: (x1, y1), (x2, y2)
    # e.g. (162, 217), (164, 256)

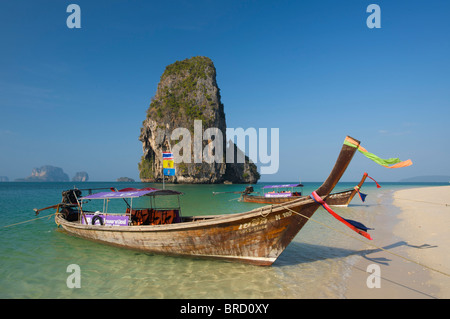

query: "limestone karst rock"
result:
(138, 56), (260, 184)
(72, 171), (89, 182)
(18, 165), (70, 182)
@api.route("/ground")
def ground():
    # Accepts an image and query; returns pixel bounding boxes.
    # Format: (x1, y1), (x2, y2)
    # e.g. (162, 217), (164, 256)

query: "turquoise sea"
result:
(0, 181), (446, 299)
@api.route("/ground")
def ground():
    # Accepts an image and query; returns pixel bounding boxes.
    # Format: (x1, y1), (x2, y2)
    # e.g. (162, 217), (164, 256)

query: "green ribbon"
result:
(343, 140), (402, 167)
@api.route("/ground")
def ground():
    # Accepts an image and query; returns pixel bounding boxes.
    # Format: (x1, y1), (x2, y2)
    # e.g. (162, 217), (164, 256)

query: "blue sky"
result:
(0, 0), (449, 182)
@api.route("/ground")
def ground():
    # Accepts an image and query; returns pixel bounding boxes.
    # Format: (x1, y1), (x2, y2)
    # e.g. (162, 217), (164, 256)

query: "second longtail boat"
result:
(240, 173), (371, 207)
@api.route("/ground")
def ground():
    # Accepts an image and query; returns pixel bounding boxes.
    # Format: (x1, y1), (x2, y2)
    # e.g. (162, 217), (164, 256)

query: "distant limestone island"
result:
(399, 175), (450, 183)
(7, 166), (136, 182)
(72, 171), (89, 182)
(116, 177), (135, 182)
(15, 165), (89, 182)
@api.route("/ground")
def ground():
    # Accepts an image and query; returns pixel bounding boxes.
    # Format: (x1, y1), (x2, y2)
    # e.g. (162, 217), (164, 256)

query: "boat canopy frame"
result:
(69, 187), (183, 225)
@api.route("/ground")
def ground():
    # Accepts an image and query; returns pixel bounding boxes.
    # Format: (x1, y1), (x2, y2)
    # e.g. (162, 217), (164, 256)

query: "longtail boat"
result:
(240, 183), (304, 204)
(241, 173), (370, 207)
(323, 172), (369, 207)
(38, 136), (361, 266)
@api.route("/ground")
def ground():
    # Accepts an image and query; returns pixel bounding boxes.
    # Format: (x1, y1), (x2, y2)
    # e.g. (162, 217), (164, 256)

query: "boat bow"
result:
(314, 136), (360, 198)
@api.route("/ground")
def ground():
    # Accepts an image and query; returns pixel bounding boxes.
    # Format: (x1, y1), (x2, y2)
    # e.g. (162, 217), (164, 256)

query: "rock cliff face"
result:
(138, 56), (260, 184)
(19, 165), (70, 182)
(72, 171), (89, 182)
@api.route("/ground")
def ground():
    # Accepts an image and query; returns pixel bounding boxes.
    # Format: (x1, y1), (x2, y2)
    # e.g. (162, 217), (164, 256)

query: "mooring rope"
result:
(278, 203), (450, 278)
(1, 212), (57, 229)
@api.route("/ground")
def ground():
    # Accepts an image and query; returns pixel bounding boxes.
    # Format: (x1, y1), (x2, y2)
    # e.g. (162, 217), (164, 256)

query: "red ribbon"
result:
(311, 191), (372, 240)
(366, 174), (381, 188)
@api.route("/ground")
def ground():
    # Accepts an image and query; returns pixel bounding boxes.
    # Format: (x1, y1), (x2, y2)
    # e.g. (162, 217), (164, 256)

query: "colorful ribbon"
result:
(311, 191), (373, 240)
(344, 138), (412, 169)
(354, 186), (367, 202)
(366, 174), (381, 188)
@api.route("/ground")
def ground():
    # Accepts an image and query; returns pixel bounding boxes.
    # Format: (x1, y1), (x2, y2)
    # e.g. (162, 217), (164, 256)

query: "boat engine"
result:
(59, 189), (82, 221)
(59, 206), (80, 221)
(61, 189), (82, 204)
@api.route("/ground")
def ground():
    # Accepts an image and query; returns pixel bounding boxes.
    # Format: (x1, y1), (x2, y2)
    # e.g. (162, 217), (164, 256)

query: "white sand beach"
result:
(345, 185), (450, 299)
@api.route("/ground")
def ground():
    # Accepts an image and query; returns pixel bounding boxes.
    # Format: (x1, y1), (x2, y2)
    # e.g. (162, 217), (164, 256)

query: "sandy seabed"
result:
(344, 185), (450, 299)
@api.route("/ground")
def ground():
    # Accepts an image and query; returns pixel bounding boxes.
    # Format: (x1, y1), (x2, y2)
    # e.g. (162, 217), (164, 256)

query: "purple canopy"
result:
(262, 183), (303, 189)
(81, 187), (182, 200)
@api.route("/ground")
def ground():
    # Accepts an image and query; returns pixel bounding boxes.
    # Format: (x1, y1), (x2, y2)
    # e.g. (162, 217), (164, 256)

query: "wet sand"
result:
(344, 185), (450, 299)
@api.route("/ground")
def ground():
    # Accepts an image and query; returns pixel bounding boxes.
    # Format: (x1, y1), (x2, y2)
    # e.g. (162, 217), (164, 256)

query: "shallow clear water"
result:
(0, 181), (444, 298)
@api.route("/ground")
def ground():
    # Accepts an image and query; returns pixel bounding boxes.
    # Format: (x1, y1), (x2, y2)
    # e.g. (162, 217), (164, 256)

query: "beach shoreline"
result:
(344, 185), (450, 299)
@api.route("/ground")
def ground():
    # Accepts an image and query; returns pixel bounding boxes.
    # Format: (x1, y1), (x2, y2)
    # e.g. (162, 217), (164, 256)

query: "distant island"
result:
(117, 177), (135, 182)
(399, 175), (450, 183)
(15, 165), (89, 182)
(0, 176), (9, 182)
(72, 171), (89, 182)
(16, 165), (69, 182)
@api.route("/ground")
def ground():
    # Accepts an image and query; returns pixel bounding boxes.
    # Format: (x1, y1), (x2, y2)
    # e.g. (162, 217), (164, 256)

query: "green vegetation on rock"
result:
(146, 56), (218, 128)
(138, 156), (154, 180)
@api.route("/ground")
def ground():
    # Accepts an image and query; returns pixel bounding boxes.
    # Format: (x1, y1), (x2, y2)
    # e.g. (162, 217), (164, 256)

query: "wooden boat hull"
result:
(243, 190), (355, 206)
(323, 190), (357, 207)
(56, 197), (318, 266)
(241, 195), (303, 204)
(326, 172), (368, 206)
